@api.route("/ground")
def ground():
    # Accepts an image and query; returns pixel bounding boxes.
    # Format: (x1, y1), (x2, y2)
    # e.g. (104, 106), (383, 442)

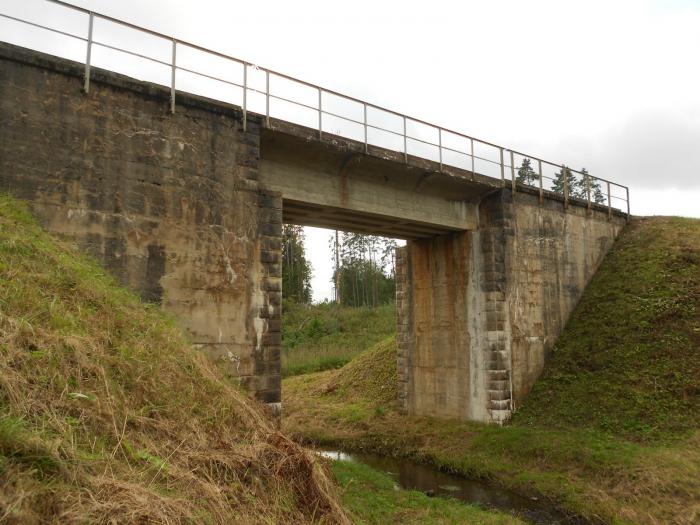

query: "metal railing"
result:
(0, 0), (630, 218)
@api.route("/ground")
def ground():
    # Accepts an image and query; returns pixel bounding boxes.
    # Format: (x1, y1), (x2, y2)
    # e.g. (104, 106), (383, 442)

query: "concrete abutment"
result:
(397, 190), (625, 422)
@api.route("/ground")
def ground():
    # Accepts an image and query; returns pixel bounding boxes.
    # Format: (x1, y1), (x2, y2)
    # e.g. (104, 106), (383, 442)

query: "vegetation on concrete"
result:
(0, 195), (349, 524)
(515, 216), (700, 441)
(284, 217), (700, 525)
(331, 459), (524, 525)
(282, 300), (395, 377)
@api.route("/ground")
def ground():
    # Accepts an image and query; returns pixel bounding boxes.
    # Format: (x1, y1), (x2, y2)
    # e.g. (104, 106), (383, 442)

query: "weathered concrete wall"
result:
(259, 130), (484, 238)
(0, 44), (282, 405)
(398, 189), (626, 422)
(502, 191), (625, 408)
(1, 43), (627, 422)
(396, 232), (473, 418)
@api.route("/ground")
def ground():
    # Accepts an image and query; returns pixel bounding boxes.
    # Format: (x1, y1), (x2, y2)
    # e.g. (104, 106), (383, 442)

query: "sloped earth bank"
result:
(0, 195), (349, 524)
(284, 218), (700, 525)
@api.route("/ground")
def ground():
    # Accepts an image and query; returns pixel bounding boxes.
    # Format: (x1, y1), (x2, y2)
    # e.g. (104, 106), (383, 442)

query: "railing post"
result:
(242, 63), (247, 132)
(499, 147), (505, 186)
(83, 12), (94, 93)
(563, 165), (569, 210)
(363, 104), (368, 154)
(470, 138), (475, 180)
(265, 70), (270, 127)
(509, 150), (516, 192)
(538, 159), (543, 204)
(626, 186), (630, 222)
(403, 116), (407, 164)
(586, 173), (592, 213)
(318, 88), (322, 139)
(170, 39), (176, 114)
(607, 181), (612, 219)
(438, 128), (443, 171)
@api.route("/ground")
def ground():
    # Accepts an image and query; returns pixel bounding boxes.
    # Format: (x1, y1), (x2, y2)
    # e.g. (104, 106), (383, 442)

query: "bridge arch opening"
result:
(279, 221), (403, 381)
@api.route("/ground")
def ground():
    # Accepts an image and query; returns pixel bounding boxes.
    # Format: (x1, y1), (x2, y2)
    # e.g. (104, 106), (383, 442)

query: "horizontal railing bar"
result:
(36, 1), (528, 155)
(0, 12), (87, 42)
(175, 64), (241, 88)
(509, 150), (622, 186)
(268, 93), (319, 113)
(8, 0), (629, 200)
(473, 155), (505, 166)
(439, 146), (470, 156)
(176, 40), (244, 66)
(365, 123), (404, 138)
(247, 86), (269, 98)
(92, 40), (171, 67)
(406, 135), (440, 149)
(320, 110), (364, 128)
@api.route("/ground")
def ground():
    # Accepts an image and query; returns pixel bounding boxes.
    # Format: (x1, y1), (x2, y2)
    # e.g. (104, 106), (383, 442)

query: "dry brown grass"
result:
(0, 195), (350, 524)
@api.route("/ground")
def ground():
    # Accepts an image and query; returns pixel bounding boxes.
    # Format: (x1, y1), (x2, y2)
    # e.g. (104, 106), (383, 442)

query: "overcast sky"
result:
(2, 0), (699, 300)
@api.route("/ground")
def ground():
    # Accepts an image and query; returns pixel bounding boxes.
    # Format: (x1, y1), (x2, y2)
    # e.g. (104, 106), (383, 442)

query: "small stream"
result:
(319, 449), (588, 525)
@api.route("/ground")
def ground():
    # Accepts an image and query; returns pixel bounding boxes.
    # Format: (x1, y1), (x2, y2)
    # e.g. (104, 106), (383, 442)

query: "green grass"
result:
(0, 194), (349, 524)
(515, 217), (700, 442)
(284, 217), (700, 525)
(282, 300), (395, 376)
(331, 460), (524, 524)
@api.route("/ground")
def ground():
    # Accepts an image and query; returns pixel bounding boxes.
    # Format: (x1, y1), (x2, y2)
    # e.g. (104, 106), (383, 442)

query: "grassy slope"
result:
(0, 195), (349, 524)
(331, 460), (524, 525)
(282, 301), (395, 377)
(284, 217), (700, 525)
(516, 217), (700, 440)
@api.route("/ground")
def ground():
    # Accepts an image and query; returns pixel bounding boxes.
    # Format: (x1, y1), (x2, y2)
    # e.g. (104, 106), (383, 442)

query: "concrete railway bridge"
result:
(0, 1), (629, 422)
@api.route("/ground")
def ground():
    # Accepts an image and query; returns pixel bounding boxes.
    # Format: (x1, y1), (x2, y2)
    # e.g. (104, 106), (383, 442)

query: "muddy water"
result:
(319, 449), (588, 525)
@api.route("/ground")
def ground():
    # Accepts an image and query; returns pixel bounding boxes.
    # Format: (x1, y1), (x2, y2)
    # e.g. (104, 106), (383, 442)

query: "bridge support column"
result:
(396, 218), (514, 423)
(397, 189), (625, 423)
(396, 230), (494, 420)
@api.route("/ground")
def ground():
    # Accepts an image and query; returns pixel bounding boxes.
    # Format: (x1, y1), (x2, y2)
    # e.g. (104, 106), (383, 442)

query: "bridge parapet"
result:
(1, 0), (630, 220)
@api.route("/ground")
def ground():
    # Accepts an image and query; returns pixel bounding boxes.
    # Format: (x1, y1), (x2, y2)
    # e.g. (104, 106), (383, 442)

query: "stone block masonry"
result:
(0, 43), (281, 405)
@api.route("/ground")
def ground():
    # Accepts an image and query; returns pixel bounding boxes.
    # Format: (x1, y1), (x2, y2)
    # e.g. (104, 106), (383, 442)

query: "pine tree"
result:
(576, 168), (605, 204)
(282, 224), (312, 304)
(516, 158), (539, 186)
(552, 165), (576, 196)
(331, 232), (397, 307)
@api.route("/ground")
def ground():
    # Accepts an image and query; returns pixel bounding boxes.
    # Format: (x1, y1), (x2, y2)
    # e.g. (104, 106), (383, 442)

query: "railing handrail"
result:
(0, 0), (630, 217)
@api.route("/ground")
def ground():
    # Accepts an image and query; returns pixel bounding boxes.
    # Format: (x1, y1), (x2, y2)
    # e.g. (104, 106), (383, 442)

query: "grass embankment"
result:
(0, 195), (349, 524)
(284, 217), (700, 525)
(282, 300), (395, 377)
(331, 460), (523, 525)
